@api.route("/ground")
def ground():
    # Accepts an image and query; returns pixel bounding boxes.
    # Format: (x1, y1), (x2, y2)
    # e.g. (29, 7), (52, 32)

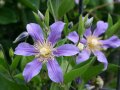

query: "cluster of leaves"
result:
(0, 0), (120, 90)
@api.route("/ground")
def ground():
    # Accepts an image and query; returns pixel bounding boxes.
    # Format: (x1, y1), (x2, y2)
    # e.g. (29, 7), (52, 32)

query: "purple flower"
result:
(67, 21), (120, 70)
(14, 21), (79, 83)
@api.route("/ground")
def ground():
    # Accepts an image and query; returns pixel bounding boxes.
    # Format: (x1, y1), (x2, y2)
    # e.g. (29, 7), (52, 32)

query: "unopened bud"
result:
(85, 17), (93, 28)
(96, 76), (104, 89)
(9, 48), (14, 58)
(83, 16), (93, 28)
(68, 21), (73, 29)
(13, 32), (29, 43)
(38, 10), (45, 21)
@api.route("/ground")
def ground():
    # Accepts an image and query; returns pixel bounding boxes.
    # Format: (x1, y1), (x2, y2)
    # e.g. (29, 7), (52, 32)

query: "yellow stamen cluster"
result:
(87, 36), (102, 51)
(34, 40), (54, 62)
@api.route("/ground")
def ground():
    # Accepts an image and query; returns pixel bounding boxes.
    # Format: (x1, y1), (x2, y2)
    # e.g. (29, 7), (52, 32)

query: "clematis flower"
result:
(14, 21), (79, 83)
(67, 21), (120, 70)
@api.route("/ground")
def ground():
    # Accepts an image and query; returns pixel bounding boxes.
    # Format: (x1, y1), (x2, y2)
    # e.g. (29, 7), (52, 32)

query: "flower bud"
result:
(68, 21), (73, 29)
(38, 10), (45, 21)
(13, 32), (29, 43)
(84, 17), (93, 28)
(85, 17), (93, 28)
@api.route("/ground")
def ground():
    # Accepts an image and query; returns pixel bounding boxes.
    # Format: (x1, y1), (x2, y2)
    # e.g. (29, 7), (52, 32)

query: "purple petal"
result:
(47, 59), (63, 83)
(53, 44), (79, 57)
(80, 38), (87, 44)
(100, 36), (120, 49)
(14, 42), (38, 56)
(67, 31), (79, 43)
(84, 28), (92, 38)
(27, 23), (44, 42)
(48, 21), (65, 46)
(93, 51), (108, 70)
(76, 49), (91, 64)
(93, 21), (108, 37)
(23, 58), (42, 82)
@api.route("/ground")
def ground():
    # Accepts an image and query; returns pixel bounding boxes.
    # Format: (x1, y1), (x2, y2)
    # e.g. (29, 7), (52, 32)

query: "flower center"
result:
(34, 40), (54, 62)
(40, 47), (51, 57)
(87, 36), (102, 51)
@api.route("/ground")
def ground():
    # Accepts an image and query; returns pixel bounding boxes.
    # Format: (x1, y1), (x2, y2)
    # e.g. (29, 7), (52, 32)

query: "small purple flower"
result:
(67, 21), (120, 70)
(14, 21), (79, 83)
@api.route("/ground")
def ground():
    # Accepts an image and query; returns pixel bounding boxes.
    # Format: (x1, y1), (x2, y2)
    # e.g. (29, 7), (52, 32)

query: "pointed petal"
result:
(47, 59), (63, 83)
(27, 23), (44, 42)
(14, 42), (38, 56)
(100, 36), (120, 49)
(23, 58), (42, 82)
(93, 51), (108, 70)
(53, 44), (79, 57)
(67, 31), (79, 43)
(48, 21), (65, 45)
(84, 28), (92, 38)
(93, 21), (108, 37)
(76, 49), (91, 64)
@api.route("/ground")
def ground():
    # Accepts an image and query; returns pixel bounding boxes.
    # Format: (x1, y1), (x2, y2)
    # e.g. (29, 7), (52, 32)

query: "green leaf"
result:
(78, 15), (85, 38)
(83, 0), (90, 5)
(64, 58), (95, 83)
(61, 58), (72, 74)
(33, 12), (43, 28)
(10, 56), (21, 70)
(81, 64), (103, 82)
(20, 56), (34, 70)
(56, 38), (67, 46)
(107, 63), (120, 72)
(0, 73), (28, 90)
(44, 9), (49, 27)
(58, 0), (75, 18)
(106, 14), (113, 35)
(106, 19), (120, 37)
(63, 15), (69, 36)
(50, 83), (61, 90)
(18, 0), (39, 11)
(0, 8), (18, 24)
(14, 73), (24, 80)
(47, 0), (61, 20)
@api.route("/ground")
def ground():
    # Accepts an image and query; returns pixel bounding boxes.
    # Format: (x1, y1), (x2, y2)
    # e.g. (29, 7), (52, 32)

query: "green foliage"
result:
(0, 8), (18, 24)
